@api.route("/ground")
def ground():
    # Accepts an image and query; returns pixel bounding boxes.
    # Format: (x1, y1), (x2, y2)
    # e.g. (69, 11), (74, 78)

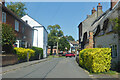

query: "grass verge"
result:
(89, 70), (118, 75)
(48, 55), (65, 58)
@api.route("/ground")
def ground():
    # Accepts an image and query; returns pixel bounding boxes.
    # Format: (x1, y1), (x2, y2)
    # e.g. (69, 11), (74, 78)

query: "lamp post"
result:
(65, 47), (67, 53)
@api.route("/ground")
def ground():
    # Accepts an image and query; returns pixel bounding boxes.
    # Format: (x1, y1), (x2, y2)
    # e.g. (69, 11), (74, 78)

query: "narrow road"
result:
(2, 58), (91, 79)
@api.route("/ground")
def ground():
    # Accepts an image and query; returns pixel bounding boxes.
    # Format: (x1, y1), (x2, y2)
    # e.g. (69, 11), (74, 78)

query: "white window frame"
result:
(15, 20), (19, 31)
(2, 12), (6, 23)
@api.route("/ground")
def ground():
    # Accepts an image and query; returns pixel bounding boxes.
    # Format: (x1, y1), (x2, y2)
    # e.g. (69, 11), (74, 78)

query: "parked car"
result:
(65, 53), (75, 57)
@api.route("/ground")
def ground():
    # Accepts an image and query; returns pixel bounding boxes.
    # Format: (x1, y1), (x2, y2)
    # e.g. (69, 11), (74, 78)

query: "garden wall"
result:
(1, 54), (18, 66)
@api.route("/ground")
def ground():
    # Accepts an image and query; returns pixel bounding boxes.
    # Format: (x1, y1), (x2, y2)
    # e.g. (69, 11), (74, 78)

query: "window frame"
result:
(15, 20), (19, 32)
(110, 44), (117, 58)
(2, 12), (6, 23)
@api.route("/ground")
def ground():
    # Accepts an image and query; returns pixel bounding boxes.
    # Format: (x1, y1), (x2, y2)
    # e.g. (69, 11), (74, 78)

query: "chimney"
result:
(2, 0), (5, 6)
(97, 3), (102, 11)
(92, 7), (96, 14)
(111, 0), (119, 10)
(97, 3), (102, 17)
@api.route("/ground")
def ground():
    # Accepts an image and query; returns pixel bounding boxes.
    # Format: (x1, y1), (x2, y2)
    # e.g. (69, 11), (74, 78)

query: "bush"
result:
(31, 46), (43, 59)
(79, 48), (112, 73)
(14, 47), (35, 61)
(2, 23), (16, 54)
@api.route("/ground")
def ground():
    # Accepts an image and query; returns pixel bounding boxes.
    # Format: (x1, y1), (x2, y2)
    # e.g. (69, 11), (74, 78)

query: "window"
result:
(99, 30), (104, 36)
(110, 45), (117, 58)
(108, 24), (113, 32)
(22, 26), (25, 33)
(2, 12), (6, 23)
(15, 20), (19, 31)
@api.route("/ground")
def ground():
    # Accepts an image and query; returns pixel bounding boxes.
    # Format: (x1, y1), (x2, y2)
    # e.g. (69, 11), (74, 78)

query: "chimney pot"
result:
(97, 3), (102, 11)
(98, 3), (101, 6)
(92, 7), (96, 14)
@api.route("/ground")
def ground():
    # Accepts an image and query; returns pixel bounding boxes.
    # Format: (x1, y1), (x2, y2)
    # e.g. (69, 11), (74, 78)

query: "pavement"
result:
(0, 58), (50, 74)
(2, 57), (92, 79)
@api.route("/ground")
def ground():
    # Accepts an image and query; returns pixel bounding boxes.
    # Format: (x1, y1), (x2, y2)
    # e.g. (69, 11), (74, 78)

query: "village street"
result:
(2, 58), (91, 79)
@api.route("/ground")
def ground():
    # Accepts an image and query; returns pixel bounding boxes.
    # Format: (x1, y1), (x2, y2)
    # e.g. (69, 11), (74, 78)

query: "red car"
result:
(66, 53), (75, 57)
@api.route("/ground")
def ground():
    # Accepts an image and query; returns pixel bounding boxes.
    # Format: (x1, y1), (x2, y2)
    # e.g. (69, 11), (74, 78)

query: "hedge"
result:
(14, 47), (35, 61)
(79, 48), (112, 73)
(31, 46), (43, 59)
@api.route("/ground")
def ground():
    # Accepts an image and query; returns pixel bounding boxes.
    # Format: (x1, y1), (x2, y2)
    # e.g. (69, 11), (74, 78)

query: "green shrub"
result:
(79, 48), (112, 73)
(14, 47), (35, 61)
(31, 46), (43, 59)
(2, 23), (16, 54)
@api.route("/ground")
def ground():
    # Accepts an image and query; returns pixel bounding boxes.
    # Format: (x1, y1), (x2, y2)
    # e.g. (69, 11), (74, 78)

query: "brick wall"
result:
(88, 32), (94, 48)
(1, 54), (18, 66)
(47, 48), (58, 55)
(2, 6), (33, 47)
(111, 0), (119, 9)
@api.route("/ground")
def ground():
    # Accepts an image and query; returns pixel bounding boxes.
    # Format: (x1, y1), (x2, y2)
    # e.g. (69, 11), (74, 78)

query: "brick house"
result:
(78, 3), (103, 49)
(2, 3), (33, 48)
(47, 46), (58, 56)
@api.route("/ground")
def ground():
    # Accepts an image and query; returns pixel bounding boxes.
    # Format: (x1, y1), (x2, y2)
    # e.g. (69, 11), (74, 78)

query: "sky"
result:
(25, 2), (110, 41)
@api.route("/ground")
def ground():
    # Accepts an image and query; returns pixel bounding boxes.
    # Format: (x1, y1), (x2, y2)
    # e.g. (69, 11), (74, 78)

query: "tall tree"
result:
(66, 35), (75, 41)
(47, 24), (63, 54)
(58, 36), (70, 51)
(7, 2), (27, 17)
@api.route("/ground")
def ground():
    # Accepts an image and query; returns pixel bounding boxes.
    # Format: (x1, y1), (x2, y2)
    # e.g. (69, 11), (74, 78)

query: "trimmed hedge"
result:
(79, 48), (112, 73)
(14, 47), (35, 61)
(31, 46), (43, 59)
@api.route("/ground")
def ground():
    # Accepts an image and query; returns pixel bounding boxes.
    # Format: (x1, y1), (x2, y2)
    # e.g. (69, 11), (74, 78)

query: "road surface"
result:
(2, 57), (91, 79)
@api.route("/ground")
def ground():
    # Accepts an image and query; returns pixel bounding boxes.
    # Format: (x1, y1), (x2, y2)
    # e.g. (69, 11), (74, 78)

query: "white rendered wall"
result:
(34, 27), (43, 48)
(21, 15), (48, 58)
(33, 29), (38, 47)
(43, 29), (48, 58)
(21, 15), (42, 27)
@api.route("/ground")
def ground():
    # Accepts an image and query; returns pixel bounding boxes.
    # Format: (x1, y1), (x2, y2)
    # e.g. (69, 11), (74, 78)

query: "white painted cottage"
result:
(21, 15), (48, 58)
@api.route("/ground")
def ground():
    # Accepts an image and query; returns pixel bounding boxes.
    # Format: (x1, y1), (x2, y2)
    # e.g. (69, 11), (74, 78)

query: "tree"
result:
(47, 24), (63, 54)
(7, 2), (27, 17)
(66, 35), (75, 41)
(111, 18), (120, 36)
(58, 36), (70, 51)
(2, 24), (16, 54)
